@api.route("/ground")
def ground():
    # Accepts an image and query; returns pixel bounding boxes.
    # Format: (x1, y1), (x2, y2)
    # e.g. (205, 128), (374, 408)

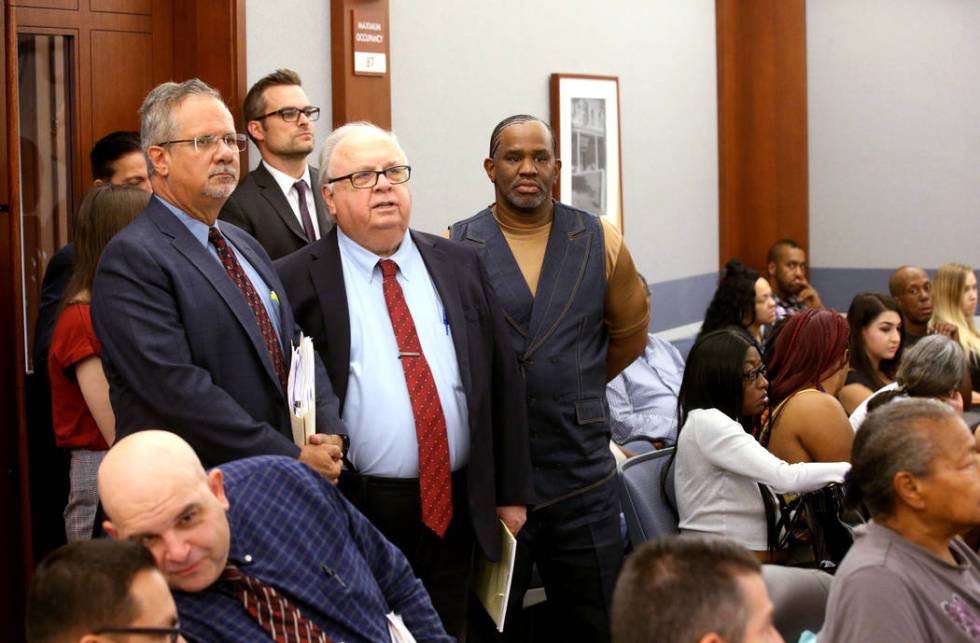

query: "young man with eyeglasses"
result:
(220, 69), (331, 260)
(274, 121), (533, 638)
(26, 539), (185, 643)
(91, 79), (348, 484)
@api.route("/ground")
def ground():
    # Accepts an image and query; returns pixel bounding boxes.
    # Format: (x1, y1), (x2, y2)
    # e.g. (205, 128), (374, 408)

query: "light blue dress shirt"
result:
(606, 333), (685, 445)
(159, 197), (282, 340)
(338, 227), (469, 477)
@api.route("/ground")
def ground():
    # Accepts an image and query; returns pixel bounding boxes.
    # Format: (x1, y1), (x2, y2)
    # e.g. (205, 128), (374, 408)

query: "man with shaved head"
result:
(890, 266), (935, 346)
(98, 430), (450, 642)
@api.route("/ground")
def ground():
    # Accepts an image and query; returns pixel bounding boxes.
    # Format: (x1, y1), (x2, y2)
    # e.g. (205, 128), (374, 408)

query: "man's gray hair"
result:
(897, 334), (966, 396)
(139, 79), (225, 175)
(849, 398), (959, 517)
(317, 121), (406, 192)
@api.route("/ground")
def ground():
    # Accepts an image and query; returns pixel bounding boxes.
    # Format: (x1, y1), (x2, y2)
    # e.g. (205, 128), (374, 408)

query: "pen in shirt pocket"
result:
(443, 310), (449, 335)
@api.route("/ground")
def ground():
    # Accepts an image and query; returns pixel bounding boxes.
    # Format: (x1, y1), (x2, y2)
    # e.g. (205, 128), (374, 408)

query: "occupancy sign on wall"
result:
(352, 9), (387, 76)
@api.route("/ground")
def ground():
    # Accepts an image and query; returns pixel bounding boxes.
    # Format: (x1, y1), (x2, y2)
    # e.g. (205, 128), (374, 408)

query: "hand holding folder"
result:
(471, 520), (518, 632)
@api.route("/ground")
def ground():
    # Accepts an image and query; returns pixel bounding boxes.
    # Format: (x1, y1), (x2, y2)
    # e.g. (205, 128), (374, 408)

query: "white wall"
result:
(245, 0), (332, 169)
(808, 0), (980, 269)
(388, 0), (719, 283)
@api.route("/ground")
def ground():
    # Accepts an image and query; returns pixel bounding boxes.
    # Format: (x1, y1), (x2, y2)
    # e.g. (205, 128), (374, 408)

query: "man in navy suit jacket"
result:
(92, 79), (345, 481)
(275, 122), (533, 637)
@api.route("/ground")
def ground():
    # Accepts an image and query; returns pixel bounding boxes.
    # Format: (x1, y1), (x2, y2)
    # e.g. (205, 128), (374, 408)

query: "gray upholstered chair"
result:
(617, 447), (678, 545)
(762, 564), (833, 642)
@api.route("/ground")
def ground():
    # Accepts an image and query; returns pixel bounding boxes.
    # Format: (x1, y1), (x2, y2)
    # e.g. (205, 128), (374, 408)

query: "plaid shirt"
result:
(175, 456), (452, 643)
(773, 292), (806, 322)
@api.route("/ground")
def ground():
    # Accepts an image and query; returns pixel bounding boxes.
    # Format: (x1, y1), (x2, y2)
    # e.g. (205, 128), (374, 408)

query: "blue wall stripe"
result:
(645, 267), (978, 340)
(809, 267), (896, 312)
(647, 272), (717, 332)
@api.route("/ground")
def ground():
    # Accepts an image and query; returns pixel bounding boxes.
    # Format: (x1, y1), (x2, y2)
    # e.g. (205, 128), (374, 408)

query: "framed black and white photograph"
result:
(550, 74), (623, 230)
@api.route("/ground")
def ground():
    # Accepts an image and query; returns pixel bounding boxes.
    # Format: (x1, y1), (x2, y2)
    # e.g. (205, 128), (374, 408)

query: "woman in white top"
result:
(674, 329), (851, 561)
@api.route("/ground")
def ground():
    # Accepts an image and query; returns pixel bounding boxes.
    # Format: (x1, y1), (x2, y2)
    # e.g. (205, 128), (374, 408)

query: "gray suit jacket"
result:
(219, 161), (332, 260)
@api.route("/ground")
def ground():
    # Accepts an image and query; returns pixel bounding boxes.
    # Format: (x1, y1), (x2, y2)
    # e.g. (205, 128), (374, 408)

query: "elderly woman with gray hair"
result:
(849, 334), (968, 431)
(821, 399), (980, 643)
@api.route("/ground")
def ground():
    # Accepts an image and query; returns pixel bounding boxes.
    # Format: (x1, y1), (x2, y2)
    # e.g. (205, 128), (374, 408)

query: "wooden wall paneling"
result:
(91, 0), (153, 14)
(716, 0), (809, 273)
(172, 0), (249, 169)
(2, 5), (32, 639)
(330, 0), (391, 129)
(89, 29), (154, 138)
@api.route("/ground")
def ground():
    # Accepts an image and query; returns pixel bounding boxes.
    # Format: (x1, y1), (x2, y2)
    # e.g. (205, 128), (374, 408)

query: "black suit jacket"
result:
(219, 162), (332, 260)
(91, 197), (345, 469)
(275, 227), (534, 559)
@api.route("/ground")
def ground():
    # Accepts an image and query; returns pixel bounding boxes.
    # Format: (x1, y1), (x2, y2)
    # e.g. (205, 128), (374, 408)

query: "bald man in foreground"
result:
(98, 431), (451, 642)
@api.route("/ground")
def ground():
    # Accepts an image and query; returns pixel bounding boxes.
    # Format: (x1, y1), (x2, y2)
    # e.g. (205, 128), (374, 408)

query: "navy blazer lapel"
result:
(413, 231), (473, 398)
(146, 202), (285, 397)
(252, 163), (309, 243)
(524, 207), (593, 358)
(309, 228), (352, 408)
(460, 211), (534, 338)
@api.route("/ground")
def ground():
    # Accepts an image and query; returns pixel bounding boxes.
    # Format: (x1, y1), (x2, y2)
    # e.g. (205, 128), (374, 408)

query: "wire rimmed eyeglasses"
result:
(157, 133), (247, 153)
(94, 626), (183, 642)
(327, 165), (412, 189)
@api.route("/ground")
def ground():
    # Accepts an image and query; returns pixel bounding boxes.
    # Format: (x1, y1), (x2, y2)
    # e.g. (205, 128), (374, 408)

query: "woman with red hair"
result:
(760, 309), (853, 464)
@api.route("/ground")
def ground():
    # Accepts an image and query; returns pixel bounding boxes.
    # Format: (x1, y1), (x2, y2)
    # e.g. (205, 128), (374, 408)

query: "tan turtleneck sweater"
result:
(451, 206), (649, 379)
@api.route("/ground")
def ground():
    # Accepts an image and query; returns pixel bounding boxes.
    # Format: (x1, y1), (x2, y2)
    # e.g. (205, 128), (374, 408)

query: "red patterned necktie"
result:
(223, 565), (332, 642)
(378, 259), (453, 537)
(208, 226), (288, 393)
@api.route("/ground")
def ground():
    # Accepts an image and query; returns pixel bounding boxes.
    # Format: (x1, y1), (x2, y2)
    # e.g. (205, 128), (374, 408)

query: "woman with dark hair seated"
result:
(698, 259), (777, 348)
(761, 309), (853, 464)
(675, 329), (850, 561)
(838, 293), (903, 415)
(849, 334), (967, 430)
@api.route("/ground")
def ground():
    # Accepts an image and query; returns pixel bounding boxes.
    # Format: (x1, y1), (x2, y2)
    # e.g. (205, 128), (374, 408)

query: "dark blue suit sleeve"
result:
(91, 235), (300, 463)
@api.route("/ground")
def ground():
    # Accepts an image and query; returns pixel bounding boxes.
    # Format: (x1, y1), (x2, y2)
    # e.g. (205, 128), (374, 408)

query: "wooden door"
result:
(2, 2), (246, 638)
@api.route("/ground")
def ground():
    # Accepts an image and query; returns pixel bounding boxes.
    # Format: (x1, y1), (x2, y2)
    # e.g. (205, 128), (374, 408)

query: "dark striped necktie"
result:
(223, 565), (332, 642)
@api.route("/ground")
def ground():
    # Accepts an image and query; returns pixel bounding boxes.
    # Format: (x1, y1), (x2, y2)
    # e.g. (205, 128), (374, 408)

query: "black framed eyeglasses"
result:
(93, 625), (183, 642)
(254, 106), (321, 122)
(157, 133), (247, 153)
(327, 165), (411, 189)
(742, 364), (767, 383)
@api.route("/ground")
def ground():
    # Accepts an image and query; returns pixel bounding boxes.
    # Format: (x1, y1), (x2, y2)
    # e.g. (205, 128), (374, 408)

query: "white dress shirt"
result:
(338, 227), (469, 477)
(262, 160), (321, 240)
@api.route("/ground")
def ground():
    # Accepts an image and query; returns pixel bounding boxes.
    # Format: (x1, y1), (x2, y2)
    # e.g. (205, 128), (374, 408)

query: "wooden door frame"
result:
(1, 3), (248, 635)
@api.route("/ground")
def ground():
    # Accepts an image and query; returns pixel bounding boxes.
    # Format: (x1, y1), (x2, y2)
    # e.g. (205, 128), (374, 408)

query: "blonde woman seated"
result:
(675, 329), (850, 562)
(930, 262), (980, 405)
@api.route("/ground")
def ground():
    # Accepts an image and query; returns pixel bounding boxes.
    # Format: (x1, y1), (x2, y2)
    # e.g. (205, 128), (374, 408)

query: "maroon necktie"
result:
(293, 180), (317, 243)
(378, 259), (453, 537)
(208, 226), (288, 393)
(223, 565), (332, 642)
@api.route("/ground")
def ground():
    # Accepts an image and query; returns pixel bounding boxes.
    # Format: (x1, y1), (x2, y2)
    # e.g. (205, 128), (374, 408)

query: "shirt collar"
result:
(157, 196), (221, 248)
(336, 226), (416, 285)
(262, 159), (312, 196)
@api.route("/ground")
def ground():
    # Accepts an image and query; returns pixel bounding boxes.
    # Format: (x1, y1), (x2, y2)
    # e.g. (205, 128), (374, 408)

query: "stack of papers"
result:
(288, 333), (316, 447)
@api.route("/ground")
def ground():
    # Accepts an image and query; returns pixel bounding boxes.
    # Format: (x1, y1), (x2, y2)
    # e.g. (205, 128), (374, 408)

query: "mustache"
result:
(209, 164), (238, 179)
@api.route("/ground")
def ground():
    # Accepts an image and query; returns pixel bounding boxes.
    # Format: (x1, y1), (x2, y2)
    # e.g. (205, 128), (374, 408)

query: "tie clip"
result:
(398, 351), (420, 358)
